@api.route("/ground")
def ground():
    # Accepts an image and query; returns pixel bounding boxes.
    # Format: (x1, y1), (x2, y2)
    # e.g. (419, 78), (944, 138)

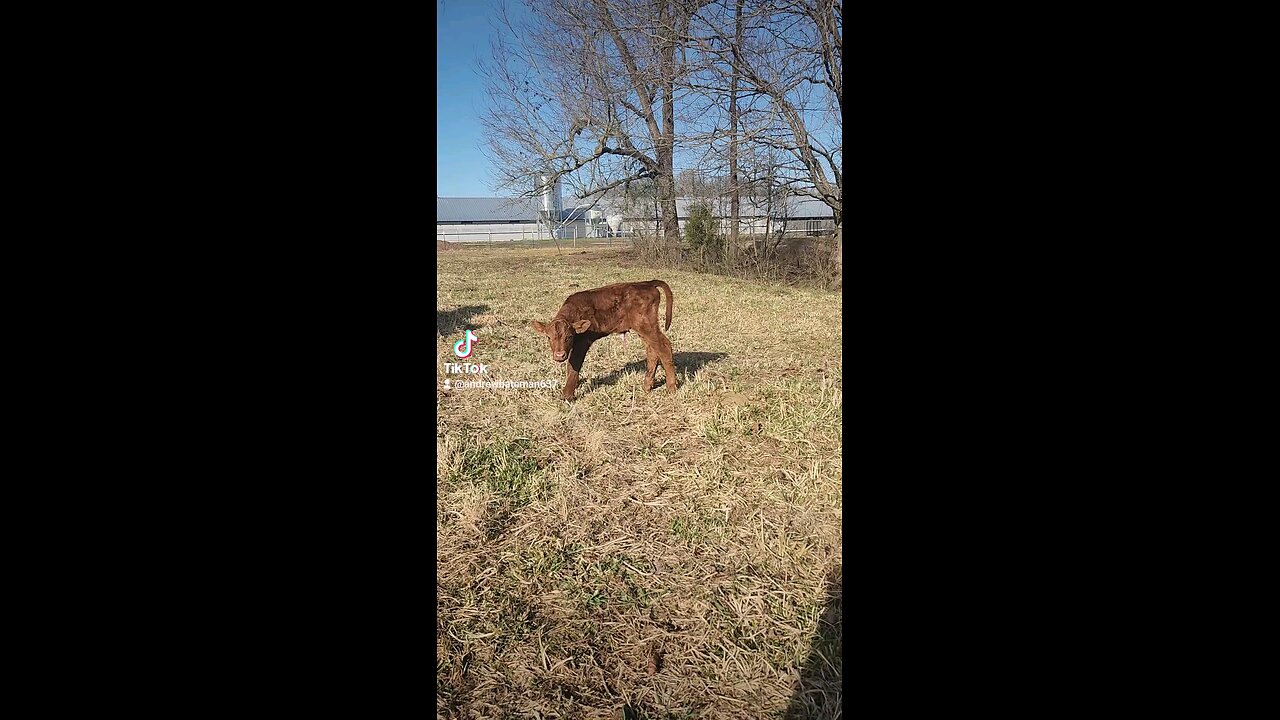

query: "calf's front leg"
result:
(562, 336), (594, 401)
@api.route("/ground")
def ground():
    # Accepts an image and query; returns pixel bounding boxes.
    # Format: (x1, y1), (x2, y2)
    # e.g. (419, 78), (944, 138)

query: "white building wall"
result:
(437, 216), (821, 243)
(627, 218), (771, 236)
(436, 221), (598, 243)
(437, 222), (545, 243)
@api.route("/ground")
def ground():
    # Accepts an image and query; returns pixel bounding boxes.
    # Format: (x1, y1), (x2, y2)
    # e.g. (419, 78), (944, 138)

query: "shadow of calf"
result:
(437, 304), (491, 338)
(785, 566), (842, 719)
(588, 350), (729, 389)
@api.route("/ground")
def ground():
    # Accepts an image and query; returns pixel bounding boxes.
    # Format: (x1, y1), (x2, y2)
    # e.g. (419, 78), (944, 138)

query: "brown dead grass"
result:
(437, 244), (842, 719)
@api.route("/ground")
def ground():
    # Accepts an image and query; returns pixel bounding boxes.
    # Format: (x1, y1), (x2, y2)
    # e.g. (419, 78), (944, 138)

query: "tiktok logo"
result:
(453, 329), (477, 359)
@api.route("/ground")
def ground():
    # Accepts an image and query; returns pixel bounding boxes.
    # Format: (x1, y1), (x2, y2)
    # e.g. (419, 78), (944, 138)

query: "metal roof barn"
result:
(435, 197), (546, 223)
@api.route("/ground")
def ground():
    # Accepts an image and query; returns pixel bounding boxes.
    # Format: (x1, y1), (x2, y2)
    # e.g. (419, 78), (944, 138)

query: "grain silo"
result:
(536, 172), (562, 237)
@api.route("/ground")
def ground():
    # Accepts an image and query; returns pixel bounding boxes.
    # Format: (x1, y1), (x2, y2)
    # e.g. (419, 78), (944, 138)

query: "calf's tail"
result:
(653, 280), (674, 331)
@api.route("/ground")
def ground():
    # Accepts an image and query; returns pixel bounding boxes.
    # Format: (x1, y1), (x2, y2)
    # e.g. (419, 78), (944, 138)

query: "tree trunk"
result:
(728, 0), (744, 259)
(657, 167), (679, 252)
(833, 216), (842, 289)
(660, 89), (679, 250)
(763, 178), (772, 258)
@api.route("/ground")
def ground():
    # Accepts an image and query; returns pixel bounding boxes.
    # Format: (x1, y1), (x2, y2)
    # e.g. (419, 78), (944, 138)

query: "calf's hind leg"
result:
(636, 328), (677, 394)
(655, 331), (677, 394)
(643, 341), (659, 391)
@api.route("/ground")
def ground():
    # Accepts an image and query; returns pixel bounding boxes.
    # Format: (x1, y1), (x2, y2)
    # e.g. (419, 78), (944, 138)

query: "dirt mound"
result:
(437, 239), (453, 251)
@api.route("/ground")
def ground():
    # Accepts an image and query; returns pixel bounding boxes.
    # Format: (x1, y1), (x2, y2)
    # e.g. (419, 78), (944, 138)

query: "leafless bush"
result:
(631, 233), (682, 267)
(628, 230), (838, 290)
(793, 235), (840, 290)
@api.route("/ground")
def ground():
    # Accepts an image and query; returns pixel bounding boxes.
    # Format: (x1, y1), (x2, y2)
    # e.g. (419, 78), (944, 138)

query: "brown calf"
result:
(531, 280), (676, 401)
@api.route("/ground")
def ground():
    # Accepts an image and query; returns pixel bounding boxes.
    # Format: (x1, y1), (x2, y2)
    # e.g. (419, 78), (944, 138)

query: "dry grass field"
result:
(437, 244), (843, 719)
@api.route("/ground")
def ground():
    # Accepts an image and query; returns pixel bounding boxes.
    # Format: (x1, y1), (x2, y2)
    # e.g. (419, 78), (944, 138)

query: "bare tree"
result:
(478, 0), (704, 249)
(685, 0), (842, 279)
(473, 0), (840, 285)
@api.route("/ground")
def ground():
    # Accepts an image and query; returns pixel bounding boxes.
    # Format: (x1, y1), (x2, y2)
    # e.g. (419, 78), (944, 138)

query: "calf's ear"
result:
(572, 320), (591, 333)
(531, 320), (548, 335)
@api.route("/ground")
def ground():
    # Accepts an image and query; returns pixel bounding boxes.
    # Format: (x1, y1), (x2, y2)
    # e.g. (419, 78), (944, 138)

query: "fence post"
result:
(488, 231), (492, 246)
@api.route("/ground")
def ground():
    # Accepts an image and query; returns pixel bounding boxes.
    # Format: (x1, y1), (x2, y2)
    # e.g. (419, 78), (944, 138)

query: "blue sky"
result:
(437, 0), (527, 197)
(437, 1), (839, 199)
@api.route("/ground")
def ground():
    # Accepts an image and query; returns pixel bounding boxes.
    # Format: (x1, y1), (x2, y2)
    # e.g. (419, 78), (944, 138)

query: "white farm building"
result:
(436, 191), (835, 244)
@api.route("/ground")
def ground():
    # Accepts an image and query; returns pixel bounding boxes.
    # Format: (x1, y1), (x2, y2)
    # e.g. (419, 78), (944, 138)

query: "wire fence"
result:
(435, 228), (834, 255)
(436, 228), (637, 247)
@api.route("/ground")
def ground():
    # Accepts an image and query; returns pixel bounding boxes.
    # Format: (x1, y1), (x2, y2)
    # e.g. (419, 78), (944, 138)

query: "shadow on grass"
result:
(437, 304), (490, 338)
(588, 350), (729, 389)
(785, 566), (842, 719)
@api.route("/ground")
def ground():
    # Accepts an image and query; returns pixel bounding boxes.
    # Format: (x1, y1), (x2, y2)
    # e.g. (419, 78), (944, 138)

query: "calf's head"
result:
(531, 318), (591, 363)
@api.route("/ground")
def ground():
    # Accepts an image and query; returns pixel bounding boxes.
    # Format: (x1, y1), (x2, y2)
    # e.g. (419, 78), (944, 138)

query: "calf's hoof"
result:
(665, 383), (678, 394)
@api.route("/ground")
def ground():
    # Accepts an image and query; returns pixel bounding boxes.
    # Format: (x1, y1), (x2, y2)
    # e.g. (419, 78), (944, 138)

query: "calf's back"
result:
(557, 280), (673, 334)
